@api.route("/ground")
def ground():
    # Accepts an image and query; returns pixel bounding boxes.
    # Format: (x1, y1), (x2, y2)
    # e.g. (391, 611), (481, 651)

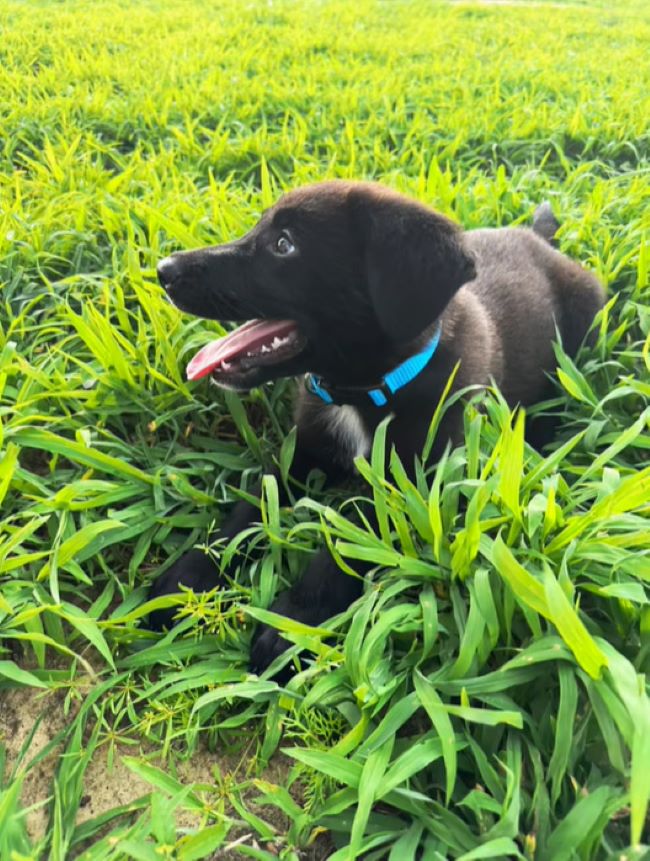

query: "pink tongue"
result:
(187, 319), (298, 380)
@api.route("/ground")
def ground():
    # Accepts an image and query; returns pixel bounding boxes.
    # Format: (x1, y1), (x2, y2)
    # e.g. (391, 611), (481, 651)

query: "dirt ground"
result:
(0, 684), (332, 859)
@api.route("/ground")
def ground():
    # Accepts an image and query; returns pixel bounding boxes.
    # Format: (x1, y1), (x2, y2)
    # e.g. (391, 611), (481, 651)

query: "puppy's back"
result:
(458, 228), (604, 405)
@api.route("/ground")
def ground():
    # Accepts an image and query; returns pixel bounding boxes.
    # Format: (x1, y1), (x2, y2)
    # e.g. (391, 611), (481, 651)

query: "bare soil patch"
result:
(0, 685), (332, 859)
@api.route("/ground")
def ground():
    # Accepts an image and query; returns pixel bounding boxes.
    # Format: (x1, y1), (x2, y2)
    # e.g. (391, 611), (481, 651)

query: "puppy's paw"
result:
(249, 622), (295, 680)
(249, 594), (325, 680)
(148, 549), (222, 631)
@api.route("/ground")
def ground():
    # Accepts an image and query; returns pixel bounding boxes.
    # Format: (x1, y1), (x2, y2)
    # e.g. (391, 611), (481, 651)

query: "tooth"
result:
(221, 360), (231, 370)
(261, 345), (270, 353)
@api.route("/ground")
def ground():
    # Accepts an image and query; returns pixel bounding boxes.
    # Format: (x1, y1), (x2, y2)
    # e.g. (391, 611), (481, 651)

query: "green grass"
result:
(1, 0), (649, 857)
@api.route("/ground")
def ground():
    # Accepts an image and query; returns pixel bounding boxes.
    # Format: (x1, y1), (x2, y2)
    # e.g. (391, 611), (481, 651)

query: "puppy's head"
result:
(158, 181), (475, 390)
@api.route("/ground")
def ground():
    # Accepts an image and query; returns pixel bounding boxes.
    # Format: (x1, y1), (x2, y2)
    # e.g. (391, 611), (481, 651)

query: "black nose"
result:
(157, 255), (182, 290)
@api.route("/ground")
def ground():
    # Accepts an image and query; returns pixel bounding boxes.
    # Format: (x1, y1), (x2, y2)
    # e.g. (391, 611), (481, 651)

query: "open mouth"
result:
(186, 319), (306, 383)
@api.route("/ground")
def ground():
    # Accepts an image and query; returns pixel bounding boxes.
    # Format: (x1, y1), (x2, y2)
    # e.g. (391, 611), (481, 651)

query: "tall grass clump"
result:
(0, 0), (649, 858)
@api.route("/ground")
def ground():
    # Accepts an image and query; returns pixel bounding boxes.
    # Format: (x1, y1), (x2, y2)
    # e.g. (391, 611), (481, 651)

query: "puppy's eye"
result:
(274, 231), (296, 256)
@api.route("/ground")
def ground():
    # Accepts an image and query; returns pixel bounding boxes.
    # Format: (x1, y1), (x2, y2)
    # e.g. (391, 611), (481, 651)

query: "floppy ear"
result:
(349, 186), (476, 342)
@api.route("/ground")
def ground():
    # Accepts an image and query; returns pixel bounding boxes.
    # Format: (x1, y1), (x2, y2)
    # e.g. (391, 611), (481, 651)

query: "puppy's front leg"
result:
(248, 412), (460, 676)
(250, 546), (366, 676)
(147, 443), (345, 631)
(147, 493), (267, 630)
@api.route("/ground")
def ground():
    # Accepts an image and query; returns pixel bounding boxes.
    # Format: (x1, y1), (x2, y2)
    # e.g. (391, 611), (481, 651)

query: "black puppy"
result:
(151, 181), (604, 673)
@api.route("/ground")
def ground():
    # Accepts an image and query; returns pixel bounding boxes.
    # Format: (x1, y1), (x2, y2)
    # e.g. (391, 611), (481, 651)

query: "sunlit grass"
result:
(1, 0), (649, 858)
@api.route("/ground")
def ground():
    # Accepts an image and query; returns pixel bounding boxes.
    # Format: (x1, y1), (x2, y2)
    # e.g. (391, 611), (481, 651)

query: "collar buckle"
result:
(305, 374), (386, 407)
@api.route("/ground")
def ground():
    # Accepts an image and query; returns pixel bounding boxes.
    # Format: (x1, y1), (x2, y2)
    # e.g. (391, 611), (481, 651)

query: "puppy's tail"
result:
(533, 202), (560, 247)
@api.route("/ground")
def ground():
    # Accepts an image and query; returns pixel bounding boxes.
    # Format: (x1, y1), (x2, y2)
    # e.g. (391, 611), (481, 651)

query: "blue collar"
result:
(306, 323), (442, 407)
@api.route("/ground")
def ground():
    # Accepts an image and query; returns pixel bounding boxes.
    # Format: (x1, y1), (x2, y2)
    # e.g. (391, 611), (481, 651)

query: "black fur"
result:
(150, 181), (605, 675)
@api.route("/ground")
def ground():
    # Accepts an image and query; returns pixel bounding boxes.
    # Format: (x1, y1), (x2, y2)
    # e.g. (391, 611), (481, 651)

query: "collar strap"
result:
(306, 323), (442, 407)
